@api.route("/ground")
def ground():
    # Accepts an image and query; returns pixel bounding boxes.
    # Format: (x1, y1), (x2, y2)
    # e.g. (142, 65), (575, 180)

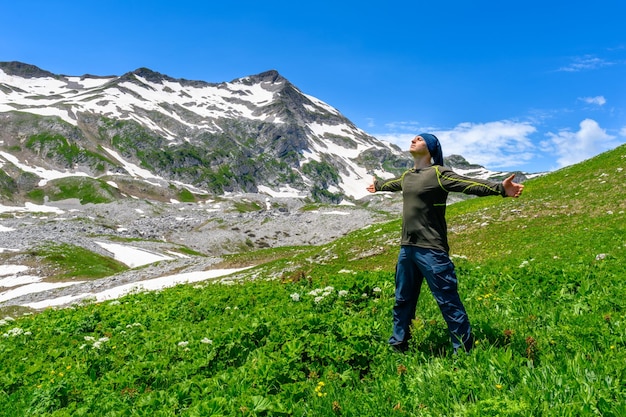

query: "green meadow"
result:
(1, 145), (624, 416)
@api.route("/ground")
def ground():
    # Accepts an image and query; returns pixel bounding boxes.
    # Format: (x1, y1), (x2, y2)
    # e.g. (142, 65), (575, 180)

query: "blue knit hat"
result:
(419, 133), (444, 166)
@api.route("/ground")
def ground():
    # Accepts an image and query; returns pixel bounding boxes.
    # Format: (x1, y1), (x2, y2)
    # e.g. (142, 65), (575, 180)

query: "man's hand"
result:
(366, 176), (376, 193)
(503, 174), (524, 198)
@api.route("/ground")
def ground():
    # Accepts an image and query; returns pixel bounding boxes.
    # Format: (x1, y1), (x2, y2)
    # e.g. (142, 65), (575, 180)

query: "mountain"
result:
(0, 61), (526, 205)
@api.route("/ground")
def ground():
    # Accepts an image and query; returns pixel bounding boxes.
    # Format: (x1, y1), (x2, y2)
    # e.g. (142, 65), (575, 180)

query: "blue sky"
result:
(1, 0), (625, 173)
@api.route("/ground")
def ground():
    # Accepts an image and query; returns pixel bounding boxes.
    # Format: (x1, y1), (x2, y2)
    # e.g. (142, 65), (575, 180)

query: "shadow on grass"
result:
(472, 319), (542, 366)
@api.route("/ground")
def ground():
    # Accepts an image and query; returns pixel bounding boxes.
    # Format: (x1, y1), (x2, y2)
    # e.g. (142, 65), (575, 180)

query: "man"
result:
(366, 133), (524, 353)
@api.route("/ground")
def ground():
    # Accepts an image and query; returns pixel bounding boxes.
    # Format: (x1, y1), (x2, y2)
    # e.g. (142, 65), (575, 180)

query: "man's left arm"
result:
(437, 167), (523, 198)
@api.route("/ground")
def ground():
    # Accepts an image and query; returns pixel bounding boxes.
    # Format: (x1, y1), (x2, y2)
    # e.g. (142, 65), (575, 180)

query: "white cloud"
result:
(381, 121), (426, 132)
(371, 118), (626, 172)
(438, 121), (537, 168)
(373, 120), (537, 169)
(557, 55), (614, 72)
(544, 119), (616, 168)
(579, 96), (606, 106)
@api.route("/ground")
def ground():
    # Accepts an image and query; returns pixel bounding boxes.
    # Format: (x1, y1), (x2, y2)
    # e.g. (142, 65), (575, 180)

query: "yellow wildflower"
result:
(314, 381), (327, 397)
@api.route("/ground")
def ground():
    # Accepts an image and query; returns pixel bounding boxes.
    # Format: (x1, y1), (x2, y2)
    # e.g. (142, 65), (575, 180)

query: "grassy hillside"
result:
(1, 145), (624, 416)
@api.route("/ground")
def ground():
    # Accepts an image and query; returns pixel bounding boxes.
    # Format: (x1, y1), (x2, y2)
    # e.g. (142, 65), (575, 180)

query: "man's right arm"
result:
(374, 173), (405, 192)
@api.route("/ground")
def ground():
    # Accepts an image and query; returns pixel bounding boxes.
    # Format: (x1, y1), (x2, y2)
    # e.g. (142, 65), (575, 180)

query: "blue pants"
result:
(389, 246), (473, 351)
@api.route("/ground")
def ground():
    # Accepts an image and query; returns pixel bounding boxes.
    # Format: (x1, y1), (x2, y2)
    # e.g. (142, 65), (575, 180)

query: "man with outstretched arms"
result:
(367, 133), (524, 353)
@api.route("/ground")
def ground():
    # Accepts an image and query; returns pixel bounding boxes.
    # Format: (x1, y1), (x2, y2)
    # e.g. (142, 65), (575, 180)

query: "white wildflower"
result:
(519, 260), (530, 268)
(314, 296), (324, 304)
(324, 286), (334, 292)
(201, 338), (213, 344)
(595, 253), (607, 261)
(362, 293), (368, 298)
(3, 327), (24, 337)
(89, 337), (110, 349)
(373, 287), (382, 293)
(3, 316), (14, 322)
(109, 300), (121, 306)
(322, 291), (332, 297)
(290, 293), (300, 302)
(178, 341), (189, 347)
(338, 290), (348, 298)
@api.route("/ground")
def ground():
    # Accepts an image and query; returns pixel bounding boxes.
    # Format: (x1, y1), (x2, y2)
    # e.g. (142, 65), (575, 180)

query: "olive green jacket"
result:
(375, 166), (506, 252)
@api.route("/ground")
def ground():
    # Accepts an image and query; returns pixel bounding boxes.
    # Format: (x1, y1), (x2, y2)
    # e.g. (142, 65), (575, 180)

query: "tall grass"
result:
(0, 145), (624, 416)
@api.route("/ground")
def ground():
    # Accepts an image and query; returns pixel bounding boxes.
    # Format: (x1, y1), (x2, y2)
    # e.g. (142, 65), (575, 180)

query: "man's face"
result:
(409, 135), (429, 155)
